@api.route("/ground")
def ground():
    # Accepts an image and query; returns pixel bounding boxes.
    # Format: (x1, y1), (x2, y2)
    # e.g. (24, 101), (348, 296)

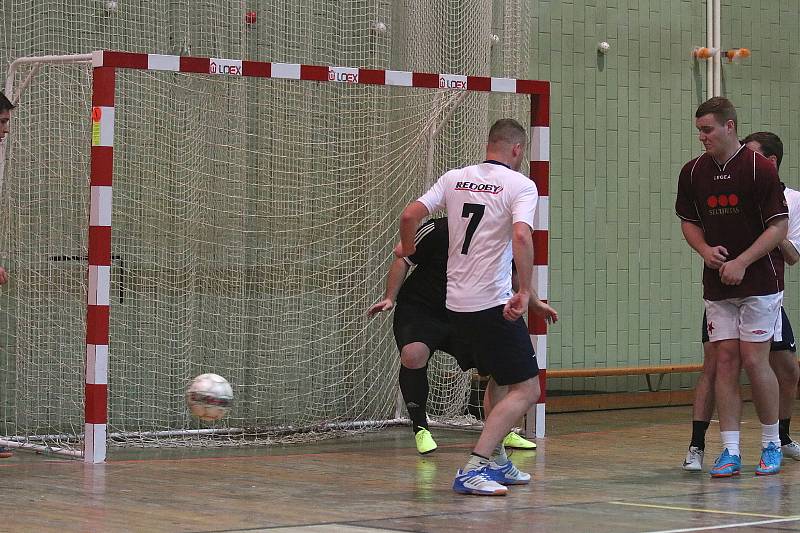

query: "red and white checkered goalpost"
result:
(2, 50), (550, 463)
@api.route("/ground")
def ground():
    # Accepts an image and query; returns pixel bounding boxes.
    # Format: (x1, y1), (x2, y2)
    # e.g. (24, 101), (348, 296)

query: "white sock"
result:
(720, 431), (740, 457)
(490, 443), (508, 465)
(463, 453), (490, 473)
(762, 422), (780, 449)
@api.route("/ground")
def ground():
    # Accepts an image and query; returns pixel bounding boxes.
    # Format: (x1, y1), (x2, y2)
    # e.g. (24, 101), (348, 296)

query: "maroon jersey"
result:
(675, 145), (788, 301)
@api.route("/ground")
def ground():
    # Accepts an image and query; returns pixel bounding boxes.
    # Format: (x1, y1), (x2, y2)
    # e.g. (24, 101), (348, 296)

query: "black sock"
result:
(399, 365), (429, 433)
(690, 420), (710, 450)
(779, 418), (791, 446)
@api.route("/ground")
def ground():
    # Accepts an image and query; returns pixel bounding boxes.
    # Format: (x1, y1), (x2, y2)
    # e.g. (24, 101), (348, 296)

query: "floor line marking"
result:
(609, 501), (792, 519)
(641, 516), (800, 533)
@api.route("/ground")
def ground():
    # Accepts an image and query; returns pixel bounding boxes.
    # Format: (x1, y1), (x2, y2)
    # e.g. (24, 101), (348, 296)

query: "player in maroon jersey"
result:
(676, 97), (788, 477)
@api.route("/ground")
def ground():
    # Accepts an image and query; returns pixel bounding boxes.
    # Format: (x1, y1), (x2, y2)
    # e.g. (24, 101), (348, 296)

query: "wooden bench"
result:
(519, 364), (706, 434)
(474, 363), (704, 393)
(547, 364), (704, 392)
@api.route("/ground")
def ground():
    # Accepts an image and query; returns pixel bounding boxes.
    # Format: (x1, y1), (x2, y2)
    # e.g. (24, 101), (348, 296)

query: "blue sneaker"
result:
(0, 446), (13, 458)
(486, 460), (531, 485)
(709, 448), (741, 478)
(452, 466), (508, 496)
(755, 442), (782, 476)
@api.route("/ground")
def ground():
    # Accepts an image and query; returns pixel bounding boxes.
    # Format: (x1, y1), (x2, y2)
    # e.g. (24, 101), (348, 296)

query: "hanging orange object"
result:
(693, 47), (716, 60)
(725, 48), (751, 62)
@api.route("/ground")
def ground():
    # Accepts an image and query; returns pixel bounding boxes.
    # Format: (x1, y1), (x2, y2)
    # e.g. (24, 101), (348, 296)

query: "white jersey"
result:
(785, 186), (800, 256)
(417, 161), (538, 312)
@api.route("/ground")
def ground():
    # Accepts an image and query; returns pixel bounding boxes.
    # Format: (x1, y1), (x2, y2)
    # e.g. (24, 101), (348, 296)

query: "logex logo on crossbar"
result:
(439, 74), (467, 90)
(328, 66), (359, 84)
(210, 58), (243, 76)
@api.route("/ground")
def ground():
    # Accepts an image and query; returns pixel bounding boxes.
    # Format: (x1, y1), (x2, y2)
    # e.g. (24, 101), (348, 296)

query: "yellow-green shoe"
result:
(415, 428), (438, 454)
(503, 432), (537, 449)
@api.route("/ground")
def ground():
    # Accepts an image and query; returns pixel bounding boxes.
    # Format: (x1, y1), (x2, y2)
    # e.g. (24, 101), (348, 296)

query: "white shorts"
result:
(703, 292), (783, 343)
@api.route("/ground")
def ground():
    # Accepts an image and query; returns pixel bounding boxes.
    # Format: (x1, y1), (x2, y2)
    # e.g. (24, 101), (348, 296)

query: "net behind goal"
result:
(0, 51), (548, 461)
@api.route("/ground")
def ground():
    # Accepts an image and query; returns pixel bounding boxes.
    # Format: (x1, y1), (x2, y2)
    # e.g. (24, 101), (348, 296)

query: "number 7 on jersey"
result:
(461, 203), (485, 254)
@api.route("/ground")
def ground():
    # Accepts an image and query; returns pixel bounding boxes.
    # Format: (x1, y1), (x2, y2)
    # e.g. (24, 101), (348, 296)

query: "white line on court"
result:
(642, 516), (800, 533)
(610, 501), (787, 519)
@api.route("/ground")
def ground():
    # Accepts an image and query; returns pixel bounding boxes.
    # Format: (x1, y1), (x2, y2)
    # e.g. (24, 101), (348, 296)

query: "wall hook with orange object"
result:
(724, 48), (751, 63)
(692, 46), (718, 60)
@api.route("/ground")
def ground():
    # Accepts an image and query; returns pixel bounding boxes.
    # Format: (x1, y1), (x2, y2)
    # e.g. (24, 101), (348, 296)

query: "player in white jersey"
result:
(396, 118), (552, 496)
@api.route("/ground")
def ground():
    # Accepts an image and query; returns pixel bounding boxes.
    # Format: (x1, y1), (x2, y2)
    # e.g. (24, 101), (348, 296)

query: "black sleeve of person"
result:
(408, 217), (447, 267)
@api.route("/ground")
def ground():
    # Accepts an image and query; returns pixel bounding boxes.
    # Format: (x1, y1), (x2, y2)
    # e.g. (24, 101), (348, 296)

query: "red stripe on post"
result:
(359, 69), (385, 85)
(530, 161), (549, 196)
(91, 67), (116, 107)
(86, 306), (110, 345)
(412, 72), (439, 88)
(517, 79), (549, 96)
(533, 230), (548, 265)
(467, 76), (491, 92)
(529, 308), (548, 335)
(90, 146), (114, 186)
(101, 51), (148, 69)
(530, 93), (550, 127)
(300, 65), (328, 81)
(88, 226), (112, 266)
(537, 369), (547, 403)
(85, 383), (108, 424)
(180, 56), (210, 74)
(243, 61), (271, 78)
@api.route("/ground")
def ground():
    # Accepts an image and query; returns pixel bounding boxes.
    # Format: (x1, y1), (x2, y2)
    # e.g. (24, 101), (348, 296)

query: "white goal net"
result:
(0, 53), (537, 456)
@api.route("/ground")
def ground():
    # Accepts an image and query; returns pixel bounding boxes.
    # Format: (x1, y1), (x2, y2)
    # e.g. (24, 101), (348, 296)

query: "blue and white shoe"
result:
(709, 448), (741, 478)
(486, 460), (531, 485)
(452, 466), (508, 496)
(755, 442), (782, 476)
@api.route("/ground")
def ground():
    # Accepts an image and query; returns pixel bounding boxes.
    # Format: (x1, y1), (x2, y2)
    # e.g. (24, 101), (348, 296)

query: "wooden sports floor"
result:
(4, 403), (800, 533)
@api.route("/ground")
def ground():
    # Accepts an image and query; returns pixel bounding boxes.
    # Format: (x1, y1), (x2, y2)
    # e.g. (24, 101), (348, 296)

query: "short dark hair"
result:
(0, 92), (14, 113)
(488, 118), (526, 146)
(695, 96), (737, 129)
(742, 131), (783, 169)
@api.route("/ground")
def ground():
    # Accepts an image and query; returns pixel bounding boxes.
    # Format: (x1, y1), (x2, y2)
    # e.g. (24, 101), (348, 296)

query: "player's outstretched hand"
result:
(530, 299), (558, 324)
(0, 266), (8, 285)
(503, 291), (529, 322)
(367, 298), (395, 318)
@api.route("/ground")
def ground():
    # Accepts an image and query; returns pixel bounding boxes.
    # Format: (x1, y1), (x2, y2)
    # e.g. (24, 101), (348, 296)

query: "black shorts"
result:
(447, 305), (539, 386)
(393, 303), (475, 371)
(701, 306), (797, 352)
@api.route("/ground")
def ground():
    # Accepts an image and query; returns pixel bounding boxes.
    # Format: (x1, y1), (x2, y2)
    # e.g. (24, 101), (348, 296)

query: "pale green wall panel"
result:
(532, 0), (800, 396)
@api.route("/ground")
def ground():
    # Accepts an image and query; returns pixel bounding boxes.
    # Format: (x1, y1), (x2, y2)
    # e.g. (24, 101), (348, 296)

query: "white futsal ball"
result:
(186, 373), (233, 421)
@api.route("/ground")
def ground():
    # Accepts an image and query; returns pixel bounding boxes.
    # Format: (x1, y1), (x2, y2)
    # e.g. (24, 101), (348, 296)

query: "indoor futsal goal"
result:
(0, 50), (549, 462)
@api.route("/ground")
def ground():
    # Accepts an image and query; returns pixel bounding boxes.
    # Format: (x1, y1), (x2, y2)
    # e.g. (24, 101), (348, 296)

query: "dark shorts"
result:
(701, 306), (797, 352)
(393, 303), (475, 371)
(447, 305), (539, 386)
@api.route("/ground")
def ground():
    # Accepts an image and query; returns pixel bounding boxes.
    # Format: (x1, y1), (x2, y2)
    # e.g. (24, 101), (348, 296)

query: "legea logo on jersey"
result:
(210, 58), (243, 76)
(707, 193), (740, 215)
(455, 181), (503, 194)
(329, 66), (359, 84)
(439, 74), (467, 90)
